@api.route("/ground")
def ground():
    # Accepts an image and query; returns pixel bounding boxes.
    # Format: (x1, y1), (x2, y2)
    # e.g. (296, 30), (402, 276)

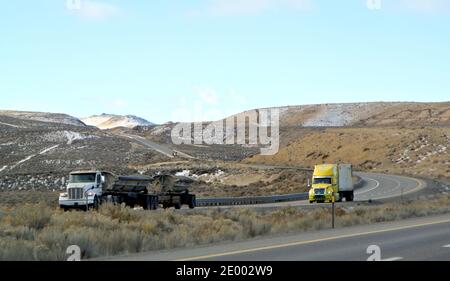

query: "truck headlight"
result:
(60, 192), (68, 197)
(87, 192), (95, 197)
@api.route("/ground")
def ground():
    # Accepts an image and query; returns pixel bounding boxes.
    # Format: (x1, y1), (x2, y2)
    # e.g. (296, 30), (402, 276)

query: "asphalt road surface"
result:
(108, 214), (450, 261)
(355, 172), (426, 200)
(125, 134), (194, 159)
(102, 171), (435, 261)
(193, 172), (427, 210)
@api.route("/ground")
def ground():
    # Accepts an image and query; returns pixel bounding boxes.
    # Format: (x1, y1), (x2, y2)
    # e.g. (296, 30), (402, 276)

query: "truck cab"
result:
(309, 164), (340, 203)
(309, 164), (354, 203)
(59, 170), (115, 210)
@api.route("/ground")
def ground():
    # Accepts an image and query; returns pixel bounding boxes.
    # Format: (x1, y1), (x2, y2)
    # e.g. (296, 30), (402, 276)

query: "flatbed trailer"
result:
(102, 175), (196, 210)
(102, 190), (196, 210)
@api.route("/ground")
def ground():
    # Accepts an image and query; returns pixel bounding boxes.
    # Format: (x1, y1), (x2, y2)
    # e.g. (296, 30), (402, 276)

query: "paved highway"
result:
(124, 134), (194, 159)
(99, 136), (435, 261)
(119, 136), (426, 204)
(193, 172), (427, 209)
(109, 214), (450, 261)
(355, 172), (425, 201)
(98, 158), (435, 261)
(238, 164), (426, 203)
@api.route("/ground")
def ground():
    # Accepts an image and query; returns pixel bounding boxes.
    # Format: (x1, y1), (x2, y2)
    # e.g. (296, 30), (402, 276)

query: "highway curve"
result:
(195, 172), (427, 209)
(103, 172), (432, 261)
(354, 172), (426, 201)
(118, 137), (426, 205)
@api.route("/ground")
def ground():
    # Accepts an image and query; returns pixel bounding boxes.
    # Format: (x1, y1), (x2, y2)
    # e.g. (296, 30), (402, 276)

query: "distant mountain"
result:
(0, 110), (86, 127)
(82, 113), (154, 129)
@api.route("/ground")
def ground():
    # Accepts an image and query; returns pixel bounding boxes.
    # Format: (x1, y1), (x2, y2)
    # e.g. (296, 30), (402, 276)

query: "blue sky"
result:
(1, 0), (449, 123)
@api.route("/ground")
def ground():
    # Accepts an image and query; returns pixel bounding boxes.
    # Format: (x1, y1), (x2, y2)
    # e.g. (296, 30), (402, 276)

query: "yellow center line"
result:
(175, 218), (450, 261)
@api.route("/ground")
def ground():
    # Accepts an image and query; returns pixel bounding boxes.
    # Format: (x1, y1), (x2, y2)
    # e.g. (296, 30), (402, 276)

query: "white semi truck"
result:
(58, 170), (115, 211)
(59, 170), (196, 211)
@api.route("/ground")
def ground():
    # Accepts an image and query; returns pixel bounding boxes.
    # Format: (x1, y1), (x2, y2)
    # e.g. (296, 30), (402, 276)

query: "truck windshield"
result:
(70, 174), (96, 183)
(313, 178), (332, 184)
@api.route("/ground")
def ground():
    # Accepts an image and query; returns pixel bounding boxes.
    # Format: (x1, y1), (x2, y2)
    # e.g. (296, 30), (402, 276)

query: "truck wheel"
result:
(92, 197), (99, 211)
(188, 196), (195, 209)
(174, 203), (181, 210)
(348, 193), (354, 202)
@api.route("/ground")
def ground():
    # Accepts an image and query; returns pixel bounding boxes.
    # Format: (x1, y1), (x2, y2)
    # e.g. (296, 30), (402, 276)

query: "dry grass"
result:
(0, 191), (59, 207)
(1, 194), (450, 260)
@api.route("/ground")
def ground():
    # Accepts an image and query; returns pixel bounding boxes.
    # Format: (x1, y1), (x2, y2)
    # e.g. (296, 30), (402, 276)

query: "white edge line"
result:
(355, 177), (380, 195)
(382, 257), (403, 261)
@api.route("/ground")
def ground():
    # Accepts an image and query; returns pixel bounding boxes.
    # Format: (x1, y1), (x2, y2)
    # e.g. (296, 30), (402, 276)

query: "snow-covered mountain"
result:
(0, 110), (86, 127)
(82, 114), (154, 129)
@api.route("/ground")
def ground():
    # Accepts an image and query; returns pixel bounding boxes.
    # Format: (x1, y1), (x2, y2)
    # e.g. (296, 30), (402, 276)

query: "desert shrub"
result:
(8, 204), (52, 230)
(1, 194), (450, 260)
(0, 238), (37, 261)
(10, 226), (36, 241)
(98, 203), (140, 223)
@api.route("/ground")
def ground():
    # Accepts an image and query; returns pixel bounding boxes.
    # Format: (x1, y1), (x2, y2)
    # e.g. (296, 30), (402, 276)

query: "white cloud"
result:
(68, 1), (119, 20)
(399, 0), (450, 13)
(206, 0), (271, 15)
(170, 88), (250, 122)
(196, 87), (220, 105)
(189, 0), (313, 16)
(107, 98), (126, 108)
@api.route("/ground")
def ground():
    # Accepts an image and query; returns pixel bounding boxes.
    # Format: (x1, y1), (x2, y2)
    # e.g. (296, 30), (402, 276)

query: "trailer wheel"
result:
(146, 196), (158, 210)
(174, 202), (181, 210)
(150, 197), (158, 210)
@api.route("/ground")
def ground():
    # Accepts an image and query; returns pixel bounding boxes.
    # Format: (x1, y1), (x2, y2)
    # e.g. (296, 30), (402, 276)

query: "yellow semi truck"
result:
(308, 164), (354, 203)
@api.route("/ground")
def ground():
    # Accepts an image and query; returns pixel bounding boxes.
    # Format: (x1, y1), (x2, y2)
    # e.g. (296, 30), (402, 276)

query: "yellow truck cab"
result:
(309, 164), (354, 203)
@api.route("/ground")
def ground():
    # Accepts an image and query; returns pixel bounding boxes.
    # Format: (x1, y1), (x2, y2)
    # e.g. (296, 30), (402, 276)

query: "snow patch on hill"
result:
(302, 104), (355, 127)
(286, 103), (390, 127)
(42, 131), (97, 144)
(82, 114), (154, 129)
(0, 111), (86, 127)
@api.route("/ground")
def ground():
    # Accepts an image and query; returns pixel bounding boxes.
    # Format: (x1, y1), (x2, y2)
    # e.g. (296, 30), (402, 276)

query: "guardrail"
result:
(196, 192), (309, 207)
(196, 176), (366, 207)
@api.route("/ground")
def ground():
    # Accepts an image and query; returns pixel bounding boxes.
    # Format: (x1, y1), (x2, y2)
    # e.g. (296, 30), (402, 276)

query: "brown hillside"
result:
(245, 127), (450, 182)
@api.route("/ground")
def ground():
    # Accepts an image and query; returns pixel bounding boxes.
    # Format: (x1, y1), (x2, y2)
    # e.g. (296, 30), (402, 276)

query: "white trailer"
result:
(338, 164), (354, 201)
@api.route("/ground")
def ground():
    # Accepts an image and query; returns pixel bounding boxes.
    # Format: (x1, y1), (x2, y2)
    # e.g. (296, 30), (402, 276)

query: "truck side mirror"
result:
(101, 175), (106, 184)
(307, 179), (311, 188)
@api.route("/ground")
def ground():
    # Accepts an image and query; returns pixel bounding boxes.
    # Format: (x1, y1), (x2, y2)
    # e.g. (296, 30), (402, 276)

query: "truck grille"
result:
(314, 189), (325, 195)
(68, 188), (84, 200)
